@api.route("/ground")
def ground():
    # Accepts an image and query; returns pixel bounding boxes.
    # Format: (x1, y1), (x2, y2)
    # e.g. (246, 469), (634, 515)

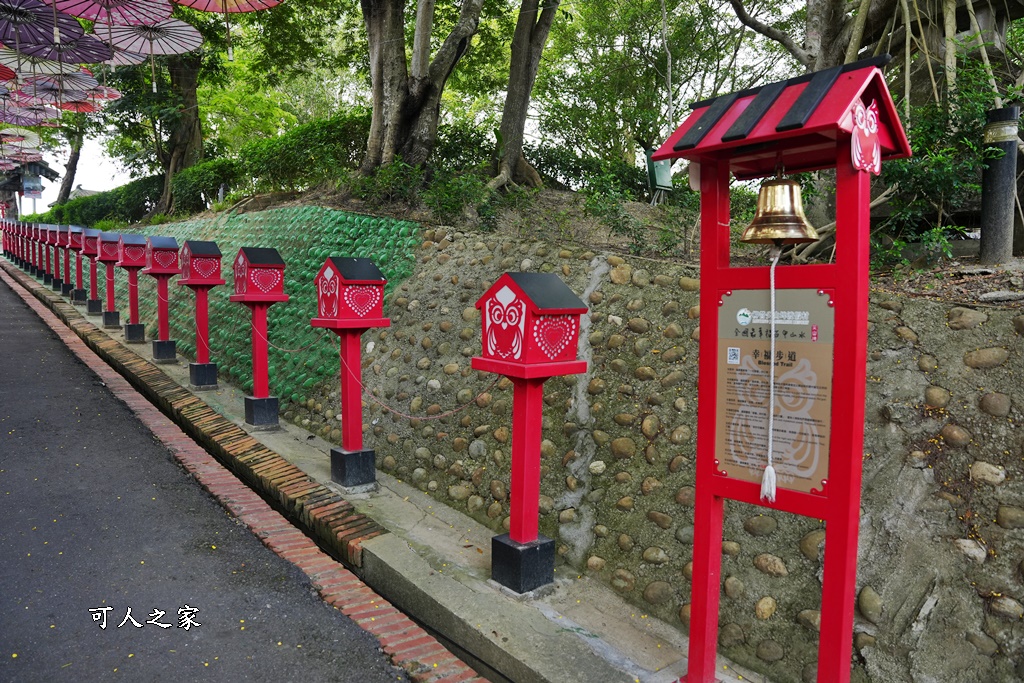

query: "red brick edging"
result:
(1, 263), (484, 683)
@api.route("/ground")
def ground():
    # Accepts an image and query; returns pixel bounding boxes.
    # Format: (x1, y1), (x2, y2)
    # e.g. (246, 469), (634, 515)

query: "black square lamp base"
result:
(189, 362), (218, 390)
(491, 533), (555, 594)
(102, 311), (120, 329)
(330, 448), (376, 487)
(61, 282), (74, 296)
(151, 339), (177, 363)
(43, 273), (52, 286)
(244, 396), (279, 430)
(124, 323), (145, 343)
(51, 278), (63, 292)
(86, 299), (102, 314)
(72, 289), (87, 304)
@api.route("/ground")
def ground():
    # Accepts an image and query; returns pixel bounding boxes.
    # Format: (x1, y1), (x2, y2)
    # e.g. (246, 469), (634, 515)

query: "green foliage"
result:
(349, 158), (424, 204)
(172, 157), (242, 214)
(582, 173), (645, 253)
(27, 175), (164, 226)
(433, 120), (495, 172)
(525, 143), (647, 199)
(880, 61), (1002, 242)
(422, 172), (490, 224)
(239, 109), (371, 192)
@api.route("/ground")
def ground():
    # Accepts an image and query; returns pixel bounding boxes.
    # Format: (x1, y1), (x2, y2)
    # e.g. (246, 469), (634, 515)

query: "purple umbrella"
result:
(0, 0), (83, 51)
(103, 46), (145, 66)
(24, 70), (97, 91)
(20, 32), (113, 63)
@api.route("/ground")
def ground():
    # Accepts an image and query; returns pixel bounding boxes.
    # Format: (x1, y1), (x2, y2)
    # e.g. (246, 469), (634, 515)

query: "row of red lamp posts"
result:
(2, 219), (589, 594)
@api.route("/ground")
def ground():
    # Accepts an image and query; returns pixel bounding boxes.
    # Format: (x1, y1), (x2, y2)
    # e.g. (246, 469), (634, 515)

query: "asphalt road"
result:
(0, 277), (408, 682)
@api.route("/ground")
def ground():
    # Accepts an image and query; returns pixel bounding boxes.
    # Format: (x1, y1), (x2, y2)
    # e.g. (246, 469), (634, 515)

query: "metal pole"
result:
(979, 106), (1019, 264)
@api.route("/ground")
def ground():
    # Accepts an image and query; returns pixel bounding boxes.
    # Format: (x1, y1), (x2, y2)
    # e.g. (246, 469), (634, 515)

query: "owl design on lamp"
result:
(486, 285), (526, 360)
(852, 99), (881, 175)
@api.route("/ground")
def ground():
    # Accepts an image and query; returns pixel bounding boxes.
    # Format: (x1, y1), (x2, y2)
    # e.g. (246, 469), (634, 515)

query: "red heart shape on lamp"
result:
(533, 316), (575, 360)
(251, 269), (281, 293)
(192, 258), (218, 279)
(344, 286), (380, 317)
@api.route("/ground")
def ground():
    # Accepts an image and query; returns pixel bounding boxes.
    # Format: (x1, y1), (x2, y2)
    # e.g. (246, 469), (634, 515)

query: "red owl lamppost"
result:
(472, 272), (588, 594)
(230, 247), (289, 429)
(83, 228), (103, 315)
(117, 234), (149, 343)
(142, 236), (182, 363)
(68, 226), (87, 304)
(178, 241), (225, 390)
(650, 56), (910, 683)
(310, 257), (390, 488)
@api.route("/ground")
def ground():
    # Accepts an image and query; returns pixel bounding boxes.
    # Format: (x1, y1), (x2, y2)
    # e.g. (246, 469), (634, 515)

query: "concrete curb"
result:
(1, 261), (485, 683)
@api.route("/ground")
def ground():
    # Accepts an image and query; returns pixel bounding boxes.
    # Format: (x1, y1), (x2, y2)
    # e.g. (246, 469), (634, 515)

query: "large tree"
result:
(727, 0), (899, 71)
(489, 0), (560, 190)
(358, 0), (486, 171)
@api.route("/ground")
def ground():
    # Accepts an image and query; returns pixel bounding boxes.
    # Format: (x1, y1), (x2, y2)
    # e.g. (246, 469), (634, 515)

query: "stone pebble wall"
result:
(134, 209), (1024, 683)
(298, 228), (1023, 683)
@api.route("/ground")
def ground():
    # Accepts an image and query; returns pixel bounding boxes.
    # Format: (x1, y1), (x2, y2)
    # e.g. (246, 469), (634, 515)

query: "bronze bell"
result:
(740, 177), (819, 245)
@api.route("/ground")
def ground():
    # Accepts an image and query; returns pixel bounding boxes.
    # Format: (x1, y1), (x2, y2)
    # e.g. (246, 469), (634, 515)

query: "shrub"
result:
(172, 157), (242, 214)
(422, 171), (489, 223)
(26, 175), (163, 226)
(349, 157), (424, 204)
(524, 143), (647, 199)
(240, 108), (371, 192)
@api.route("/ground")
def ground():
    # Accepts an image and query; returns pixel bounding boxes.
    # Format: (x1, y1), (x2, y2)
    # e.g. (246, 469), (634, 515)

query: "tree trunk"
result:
(490, 0), (560, 190)
(55, 129), (84, 205)
(360, 0), (484, 173)
(155, 54), (204, 216)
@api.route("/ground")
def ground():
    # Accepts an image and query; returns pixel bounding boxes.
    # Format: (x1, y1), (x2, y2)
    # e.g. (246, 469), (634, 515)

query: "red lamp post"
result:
(471, 272), (588, 594)
(178, 240), (225, 389)
(68, 226), (86, 304)
(142, 236), (181, 363)
(30, 224), (41, 277)
(310, 257), (391, 488)
(116, 234), (148, 343)
(42, 225), (56, 288)
(83, 228), (102, 315)
(229, 247), (289, 429)
(650, 56), (911, 683)
(97, 232), (122, 329)
(58, 226), (73, 296)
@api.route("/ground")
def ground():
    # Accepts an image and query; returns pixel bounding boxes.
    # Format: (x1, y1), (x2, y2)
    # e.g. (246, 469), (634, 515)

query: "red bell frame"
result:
(651, 56), (910, 683)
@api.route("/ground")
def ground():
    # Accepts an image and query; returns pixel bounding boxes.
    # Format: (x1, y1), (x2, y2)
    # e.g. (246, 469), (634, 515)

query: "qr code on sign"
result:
(726, 347), (740, 365)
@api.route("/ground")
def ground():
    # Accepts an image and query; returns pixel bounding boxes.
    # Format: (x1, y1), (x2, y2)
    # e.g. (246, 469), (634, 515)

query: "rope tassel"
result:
(761, 464), (777, 503)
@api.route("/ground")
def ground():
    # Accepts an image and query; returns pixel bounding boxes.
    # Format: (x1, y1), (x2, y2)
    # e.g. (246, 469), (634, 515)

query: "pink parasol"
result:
(173, 0), (278, 61)
(47, 0), (171, 25)
(94, 18), (203, 92)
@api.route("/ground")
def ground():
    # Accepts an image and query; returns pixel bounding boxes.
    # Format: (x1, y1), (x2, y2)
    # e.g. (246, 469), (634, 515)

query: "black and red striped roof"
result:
(652, 55), (910, 179)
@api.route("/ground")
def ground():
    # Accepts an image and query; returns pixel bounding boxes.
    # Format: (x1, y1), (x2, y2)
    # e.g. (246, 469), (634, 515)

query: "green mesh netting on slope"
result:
(119, 206), (419, 401)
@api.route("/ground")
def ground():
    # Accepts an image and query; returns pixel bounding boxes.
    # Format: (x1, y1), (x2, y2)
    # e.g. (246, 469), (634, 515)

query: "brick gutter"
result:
(1, 260), (484, 683)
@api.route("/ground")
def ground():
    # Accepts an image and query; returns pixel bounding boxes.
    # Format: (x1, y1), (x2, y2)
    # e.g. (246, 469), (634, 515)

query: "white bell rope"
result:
(760, 247), (782, 503)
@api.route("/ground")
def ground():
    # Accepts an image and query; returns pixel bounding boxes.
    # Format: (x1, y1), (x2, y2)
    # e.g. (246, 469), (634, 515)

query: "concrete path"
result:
(0, 278), (408, 682)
